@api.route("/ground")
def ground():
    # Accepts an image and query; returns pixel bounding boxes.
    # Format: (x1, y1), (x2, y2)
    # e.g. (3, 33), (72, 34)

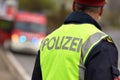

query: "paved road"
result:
(0, 47), (30, 80)
(13, 53), (36, 76)
(0, 49), (18, 80)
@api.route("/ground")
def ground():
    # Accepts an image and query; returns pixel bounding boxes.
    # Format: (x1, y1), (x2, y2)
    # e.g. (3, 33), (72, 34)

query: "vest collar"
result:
(64, 11), (102, 30)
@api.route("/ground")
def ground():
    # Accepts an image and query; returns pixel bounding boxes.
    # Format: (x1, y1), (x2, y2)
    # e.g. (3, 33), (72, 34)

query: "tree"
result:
(19, 0), (56, 12)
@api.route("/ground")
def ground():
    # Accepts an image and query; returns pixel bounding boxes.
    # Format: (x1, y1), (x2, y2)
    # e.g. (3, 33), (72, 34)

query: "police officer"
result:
(32, 0), (120, 80)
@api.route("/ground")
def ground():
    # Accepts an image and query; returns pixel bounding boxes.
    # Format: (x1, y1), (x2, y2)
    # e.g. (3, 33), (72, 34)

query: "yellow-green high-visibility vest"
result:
(40, 24), (108, 80)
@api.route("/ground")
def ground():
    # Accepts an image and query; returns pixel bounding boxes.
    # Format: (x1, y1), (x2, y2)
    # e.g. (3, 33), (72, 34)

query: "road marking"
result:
(0, 47), (31, 80)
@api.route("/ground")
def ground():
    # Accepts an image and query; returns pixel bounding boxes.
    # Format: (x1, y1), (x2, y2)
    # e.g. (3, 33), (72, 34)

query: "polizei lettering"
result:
(41, 36), (82, 52)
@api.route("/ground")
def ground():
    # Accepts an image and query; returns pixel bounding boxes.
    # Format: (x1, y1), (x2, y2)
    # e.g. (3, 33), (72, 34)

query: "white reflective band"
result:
(82, 32), (108, 64)
(79, 59), (86, 80)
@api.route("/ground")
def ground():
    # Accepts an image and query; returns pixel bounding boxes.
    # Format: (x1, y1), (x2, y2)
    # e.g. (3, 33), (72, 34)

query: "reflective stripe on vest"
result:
(40, 24), (108, 80)
(82, 32), (107, 64)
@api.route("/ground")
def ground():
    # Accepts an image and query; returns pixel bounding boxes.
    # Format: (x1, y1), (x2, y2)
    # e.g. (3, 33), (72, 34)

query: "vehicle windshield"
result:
(14, 21), (46, 33)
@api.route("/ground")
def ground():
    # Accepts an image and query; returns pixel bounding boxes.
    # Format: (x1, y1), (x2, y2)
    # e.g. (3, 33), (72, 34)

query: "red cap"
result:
(74, 0), (106, 6)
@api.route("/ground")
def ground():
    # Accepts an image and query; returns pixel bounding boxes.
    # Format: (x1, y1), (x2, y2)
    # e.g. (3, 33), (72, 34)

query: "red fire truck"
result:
(10, 11), (47, 54)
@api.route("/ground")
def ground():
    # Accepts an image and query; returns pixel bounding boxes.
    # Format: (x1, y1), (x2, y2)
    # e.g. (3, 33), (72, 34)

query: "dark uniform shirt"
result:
(32, 11), (119, 80)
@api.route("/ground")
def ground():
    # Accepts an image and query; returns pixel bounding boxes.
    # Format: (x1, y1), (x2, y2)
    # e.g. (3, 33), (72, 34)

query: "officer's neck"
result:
(85, 12), (100, 21)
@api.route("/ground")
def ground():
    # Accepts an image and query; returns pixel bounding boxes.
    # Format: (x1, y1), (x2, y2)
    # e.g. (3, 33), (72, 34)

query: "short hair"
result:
(74, 3), (102, 13)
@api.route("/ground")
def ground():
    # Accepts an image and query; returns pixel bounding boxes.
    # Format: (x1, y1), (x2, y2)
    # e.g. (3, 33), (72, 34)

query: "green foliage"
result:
(47, 3), (71, 33)
(39, 0), (56, 10)
(19, 0), (56, 12)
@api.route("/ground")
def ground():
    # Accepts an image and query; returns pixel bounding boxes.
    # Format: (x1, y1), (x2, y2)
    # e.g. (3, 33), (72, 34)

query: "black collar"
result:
(64, 11), (102, 30)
